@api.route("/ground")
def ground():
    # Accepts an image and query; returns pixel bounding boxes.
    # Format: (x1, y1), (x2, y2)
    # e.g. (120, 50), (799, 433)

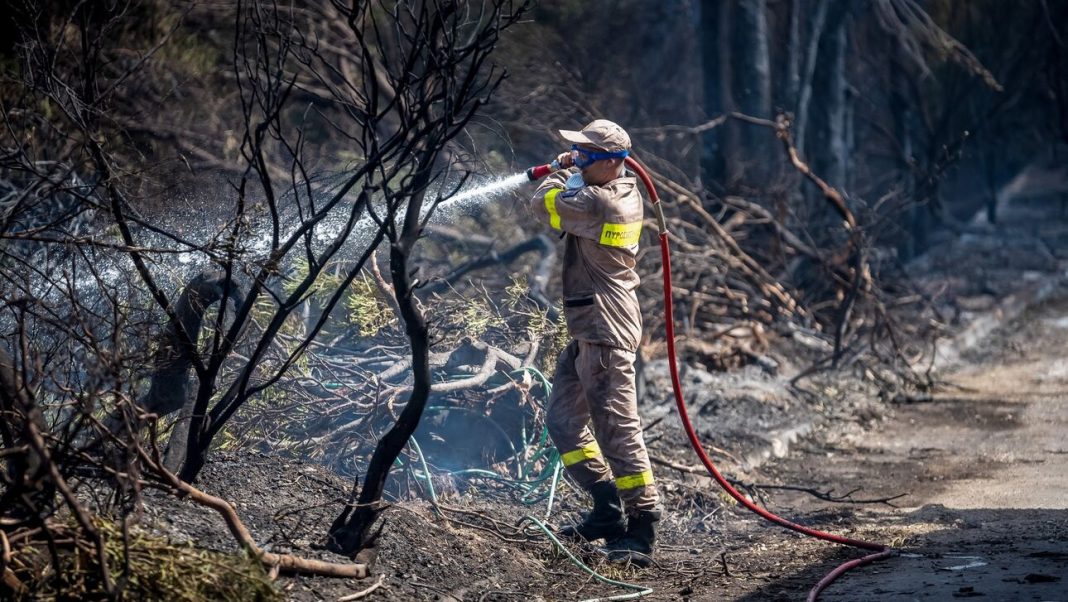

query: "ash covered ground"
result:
(140, 196), (1068, 601)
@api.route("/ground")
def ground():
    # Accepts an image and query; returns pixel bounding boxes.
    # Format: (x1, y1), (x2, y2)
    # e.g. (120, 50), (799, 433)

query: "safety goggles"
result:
(571, 144), (629, 169)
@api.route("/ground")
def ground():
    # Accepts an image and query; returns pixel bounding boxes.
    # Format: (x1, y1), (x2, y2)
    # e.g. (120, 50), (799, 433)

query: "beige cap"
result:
(559, 119), (631, 153)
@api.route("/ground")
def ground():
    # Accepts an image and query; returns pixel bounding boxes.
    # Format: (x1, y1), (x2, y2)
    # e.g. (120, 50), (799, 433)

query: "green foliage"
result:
(215, 383), (287, 453)
(282, 256), (310, 299)
(346, 272), (395, 337)
(515, 298), (568, 376)
(284, 257), (345, 301)
(11, 518), (281, 602)
(457, 297), (506, 339)
(157, 27), (221, 79)
(504, 275), (528, 310)
(543, 311), (570, 375)
(146, 4), (224, 78)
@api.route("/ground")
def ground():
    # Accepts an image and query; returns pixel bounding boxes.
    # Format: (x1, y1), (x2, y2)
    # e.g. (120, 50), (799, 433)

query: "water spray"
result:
(525, 156), (893, 600)
(441, 172), (532, 207)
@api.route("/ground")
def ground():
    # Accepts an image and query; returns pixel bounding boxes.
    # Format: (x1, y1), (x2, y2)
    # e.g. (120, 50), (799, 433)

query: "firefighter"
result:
(529, 119), (661, 566)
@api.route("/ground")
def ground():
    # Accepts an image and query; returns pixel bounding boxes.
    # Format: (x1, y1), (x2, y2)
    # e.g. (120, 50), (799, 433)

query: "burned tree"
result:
(2, 0), (531, 592)
(311, 0), (531, 559)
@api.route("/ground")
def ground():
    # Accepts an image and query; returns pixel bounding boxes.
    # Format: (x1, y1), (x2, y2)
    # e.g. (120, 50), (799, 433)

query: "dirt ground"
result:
(753, 287), (1068, 601)
(143, 199), (1068, 601)
(153, 286), (1067, 602)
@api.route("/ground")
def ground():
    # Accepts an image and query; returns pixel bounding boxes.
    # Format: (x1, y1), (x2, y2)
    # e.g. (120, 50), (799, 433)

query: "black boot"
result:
(559, 481), (626, 542)
(605, 509), (660, 568)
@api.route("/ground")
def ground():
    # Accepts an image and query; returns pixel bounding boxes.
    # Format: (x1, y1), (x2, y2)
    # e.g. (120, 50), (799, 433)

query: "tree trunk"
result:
(785, 0), (802, 108)
(794, 0), (831, 158)
(734, 0), (771, 121)
(327, 151), (437, 558)
(733, 0), (772, 186)
(139, 272), (239, 476)
(824, 16), (849, 191)
(177, 380), (230, 482)
(983, 146), (998, 224)
(890, 35), (923, 260)
(698, 0), (730, 186)
(845, 84), (856, 193)
(807, 0), (850, 215)
(325, 234), (431, 558)
(0, 345), (55, 518)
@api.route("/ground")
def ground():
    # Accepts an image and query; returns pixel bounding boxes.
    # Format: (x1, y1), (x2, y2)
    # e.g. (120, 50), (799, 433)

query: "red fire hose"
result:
(625, 155), (893, 601)
(528, 157), (894, 600)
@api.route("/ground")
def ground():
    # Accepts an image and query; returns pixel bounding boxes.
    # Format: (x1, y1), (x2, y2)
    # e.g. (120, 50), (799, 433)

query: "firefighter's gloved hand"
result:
(556, 151), (575, 169)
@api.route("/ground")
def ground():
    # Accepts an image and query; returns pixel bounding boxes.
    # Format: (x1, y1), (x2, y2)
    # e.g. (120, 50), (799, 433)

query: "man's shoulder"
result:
(579, 177), (638, 200)
(596, 177), (642, 212)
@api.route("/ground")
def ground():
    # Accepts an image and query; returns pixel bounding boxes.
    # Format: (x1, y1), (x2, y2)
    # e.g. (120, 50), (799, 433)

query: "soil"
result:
(752, 287), (1068, 601)
(144, 199), (1068, 601)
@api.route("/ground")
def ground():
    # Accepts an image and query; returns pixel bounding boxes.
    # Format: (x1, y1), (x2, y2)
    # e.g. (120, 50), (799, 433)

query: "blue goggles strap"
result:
(572, 144), (629, 167)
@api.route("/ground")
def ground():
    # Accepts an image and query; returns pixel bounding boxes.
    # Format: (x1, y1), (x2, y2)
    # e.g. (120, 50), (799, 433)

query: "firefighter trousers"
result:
(546, 340), (660, 514)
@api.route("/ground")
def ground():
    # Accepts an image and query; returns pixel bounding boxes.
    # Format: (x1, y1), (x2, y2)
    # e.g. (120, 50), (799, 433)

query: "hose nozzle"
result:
(526, 159), (560, 181)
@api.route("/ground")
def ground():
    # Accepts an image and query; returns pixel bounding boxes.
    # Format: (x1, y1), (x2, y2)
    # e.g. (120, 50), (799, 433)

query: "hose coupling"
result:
(526, 160), (560, 181)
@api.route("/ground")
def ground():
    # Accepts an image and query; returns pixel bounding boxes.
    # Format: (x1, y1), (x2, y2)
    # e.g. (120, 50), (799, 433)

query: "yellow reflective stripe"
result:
(599, 221), (642, 247)
(544, 188), (562, 230)
(560, 442), (602, 467)
(615, 470), (654, 490)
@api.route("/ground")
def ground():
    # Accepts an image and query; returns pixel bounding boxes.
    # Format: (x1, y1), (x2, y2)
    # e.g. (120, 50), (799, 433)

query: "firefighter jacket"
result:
(530, 169), (644, 352)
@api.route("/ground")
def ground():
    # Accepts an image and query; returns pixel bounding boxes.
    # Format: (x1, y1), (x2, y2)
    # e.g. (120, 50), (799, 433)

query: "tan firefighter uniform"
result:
(529, 162), (660, 515)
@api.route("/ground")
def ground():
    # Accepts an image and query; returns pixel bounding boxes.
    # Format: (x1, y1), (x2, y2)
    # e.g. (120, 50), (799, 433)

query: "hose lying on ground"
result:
(404, 374), (653, 601)
(625, 155), (894, 602)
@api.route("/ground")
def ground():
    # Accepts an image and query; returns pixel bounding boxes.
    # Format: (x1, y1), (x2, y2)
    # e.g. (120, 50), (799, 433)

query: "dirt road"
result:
(746, 288), (1068, 601)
